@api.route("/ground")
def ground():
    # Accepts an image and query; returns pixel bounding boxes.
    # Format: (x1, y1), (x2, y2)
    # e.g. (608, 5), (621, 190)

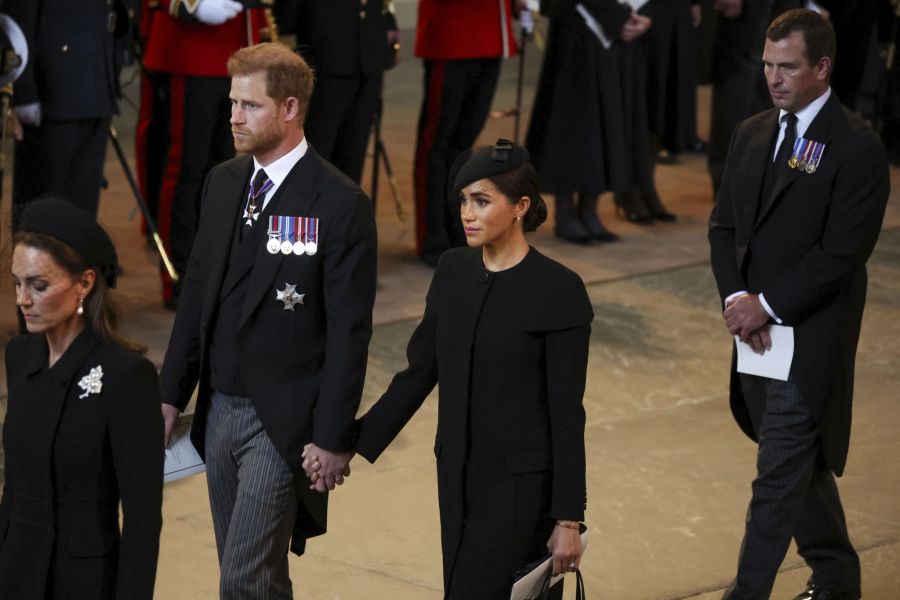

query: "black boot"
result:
(577, 193), (619, 242)
(613, 190), (654, 224)
(554, 194), (592, 244)
(641, 188), (676, 222)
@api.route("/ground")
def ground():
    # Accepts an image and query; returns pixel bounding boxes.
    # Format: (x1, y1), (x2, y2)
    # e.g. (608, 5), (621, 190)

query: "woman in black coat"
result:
(0, 197), (163, 599)
(306, 140), (592, 599)
(526, 0), (675, 243)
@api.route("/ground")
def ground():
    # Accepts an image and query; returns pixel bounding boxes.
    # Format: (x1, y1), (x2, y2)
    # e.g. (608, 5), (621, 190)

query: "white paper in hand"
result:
(164, 415), (206, 483)
(510, 529), (589, 600)
(735, 325), (795, 382)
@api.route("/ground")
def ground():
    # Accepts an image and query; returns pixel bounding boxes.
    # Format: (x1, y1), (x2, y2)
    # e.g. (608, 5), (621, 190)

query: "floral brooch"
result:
(78, 366), (104, 399)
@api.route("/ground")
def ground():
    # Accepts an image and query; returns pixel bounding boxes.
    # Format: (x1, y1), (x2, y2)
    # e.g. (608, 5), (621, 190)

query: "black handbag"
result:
(535, 568), (586, 600)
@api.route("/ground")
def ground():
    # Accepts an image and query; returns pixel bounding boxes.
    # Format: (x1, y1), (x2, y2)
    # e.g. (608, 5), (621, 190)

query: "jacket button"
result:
(482, 272), (489, 283)
(61, 44), (69, 52)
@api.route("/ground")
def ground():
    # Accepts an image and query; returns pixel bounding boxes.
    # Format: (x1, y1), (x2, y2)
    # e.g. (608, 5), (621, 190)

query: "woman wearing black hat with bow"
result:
(305, 140), (591, 599)
(0, 197), (163, 599)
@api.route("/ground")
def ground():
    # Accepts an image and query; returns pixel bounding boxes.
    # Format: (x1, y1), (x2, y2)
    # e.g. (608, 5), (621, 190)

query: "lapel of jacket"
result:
(238, 148), (324, 330)
(202, 157), (254, 322)
(755, 94), (840, 227)
(738, 111), (779, 232)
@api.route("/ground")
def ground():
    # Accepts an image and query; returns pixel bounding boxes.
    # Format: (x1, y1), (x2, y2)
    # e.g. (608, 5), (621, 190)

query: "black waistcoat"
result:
(209, 181), (270, 396)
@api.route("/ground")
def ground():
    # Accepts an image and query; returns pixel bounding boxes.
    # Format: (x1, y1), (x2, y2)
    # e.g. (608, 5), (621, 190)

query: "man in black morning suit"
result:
(709, 10), (889, 600)
(159, 43), (376, 598)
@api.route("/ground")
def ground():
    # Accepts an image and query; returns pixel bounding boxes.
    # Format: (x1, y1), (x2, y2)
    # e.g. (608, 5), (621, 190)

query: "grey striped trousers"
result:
(722, 375), (859, 600)
(206, 391), (300, 599)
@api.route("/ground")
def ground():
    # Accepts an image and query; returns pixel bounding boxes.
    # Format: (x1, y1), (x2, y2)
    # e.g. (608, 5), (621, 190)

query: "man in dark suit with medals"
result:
(709, 9), (889, 600)
(159, 42), (376, 598)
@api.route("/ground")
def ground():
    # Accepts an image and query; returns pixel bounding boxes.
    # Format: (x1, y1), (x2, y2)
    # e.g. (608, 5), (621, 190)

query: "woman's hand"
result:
(621, 13), (652, 42)
(547, 522), (582, 576)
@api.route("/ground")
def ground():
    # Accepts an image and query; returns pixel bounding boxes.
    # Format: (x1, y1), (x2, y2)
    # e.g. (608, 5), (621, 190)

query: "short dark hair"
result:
(488, 163), (548, 232)
(767, 8), (835, 66)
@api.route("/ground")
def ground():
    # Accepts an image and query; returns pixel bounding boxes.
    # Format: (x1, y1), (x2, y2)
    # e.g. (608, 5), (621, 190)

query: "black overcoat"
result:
(0, 330), (163, 599)
(526, 0), (652, 195)
(159, 147), (377, 553)
(356, 247), (593, 596)
(709, 94), (890, 475)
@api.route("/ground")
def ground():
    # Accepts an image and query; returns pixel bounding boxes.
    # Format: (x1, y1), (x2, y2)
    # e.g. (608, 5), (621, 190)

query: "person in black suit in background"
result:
(6, 0), (133, 224)
(159, 43), (376, 598)
(293, 0), (398, 183)
(306, 140), (591, 599)
(709, 10), (889, 600)
(1, 197), (163, 600)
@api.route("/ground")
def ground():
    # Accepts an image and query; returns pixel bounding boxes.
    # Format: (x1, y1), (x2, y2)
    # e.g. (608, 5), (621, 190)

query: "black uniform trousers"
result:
(723, 375), (859, 600)
(413, 58), (501, 263)
(138, 73), (234, 304)
(304, 72), (383, 184)
(12, 117), (111, 227)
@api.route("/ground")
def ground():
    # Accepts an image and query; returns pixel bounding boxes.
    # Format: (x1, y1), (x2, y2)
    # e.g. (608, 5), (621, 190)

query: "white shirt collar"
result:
(779, 87), (831, 138)
(252, 137), (308, 188)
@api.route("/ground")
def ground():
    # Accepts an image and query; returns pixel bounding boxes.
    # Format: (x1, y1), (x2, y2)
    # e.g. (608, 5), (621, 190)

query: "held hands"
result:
(723, 294), (772, 355)
(161, 403), (181, 448)
(195, 0), (243, 26)
(547, 522), (583, 576)
(620, 12), (652, 42)
(302, 443), (353, 494)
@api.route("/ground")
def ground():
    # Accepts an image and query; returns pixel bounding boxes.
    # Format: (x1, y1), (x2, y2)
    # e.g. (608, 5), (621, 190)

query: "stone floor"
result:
(1, 19), (898, 600)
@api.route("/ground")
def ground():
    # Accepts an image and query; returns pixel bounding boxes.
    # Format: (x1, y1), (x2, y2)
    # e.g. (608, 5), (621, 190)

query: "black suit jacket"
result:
(356, 247), (592, 589)
(159, 146), (377, 550)
(709, 93), (890, 475)
(6, 0), (128, 119)
(293, 0), (394, 77)
(0, 330), (163, 600)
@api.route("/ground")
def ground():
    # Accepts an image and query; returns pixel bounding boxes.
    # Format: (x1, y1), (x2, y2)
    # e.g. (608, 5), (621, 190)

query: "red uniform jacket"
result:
(415, 0), (518, 60)
(142, 0), (264, 77)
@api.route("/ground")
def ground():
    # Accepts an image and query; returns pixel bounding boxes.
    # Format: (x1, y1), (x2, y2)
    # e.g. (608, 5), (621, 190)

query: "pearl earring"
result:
(77, 298), (84, 316)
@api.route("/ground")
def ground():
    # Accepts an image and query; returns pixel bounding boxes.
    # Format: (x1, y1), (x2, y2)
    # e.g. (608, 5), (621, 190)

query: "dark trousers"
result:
(413, 58), (501, 261)
(206, 392), (299, 599)
(722, 375), (859, 600)
(136, 73), (234, 304)
(304, 72), (383, 184)
(12, 116), (111, 228)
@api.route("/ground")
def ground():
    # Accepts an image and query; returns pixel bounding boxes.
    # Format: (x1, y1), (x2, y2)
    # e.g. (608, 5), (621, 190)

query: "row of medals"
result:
(267, 235), (318, 256)
(788, 155), (819, 174)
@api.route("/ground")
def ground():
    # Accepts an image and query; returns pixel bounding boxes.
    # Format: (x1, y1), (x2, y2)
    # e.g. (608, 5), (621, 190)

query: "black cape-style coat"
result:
(0, 330), (163, 599)
(356, 247), (593, 596)
(709, 94), (890, 476)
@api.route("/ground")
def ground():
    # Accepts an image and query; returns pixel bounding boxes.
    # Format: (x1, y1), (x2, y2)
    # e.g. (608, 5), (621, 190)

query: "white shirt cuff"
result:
(758, 293), (782, 324)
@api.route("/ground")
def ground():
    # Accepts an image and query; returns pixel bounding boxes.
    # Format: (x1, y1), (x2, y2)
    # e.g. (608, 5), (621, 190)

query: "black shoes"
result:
(554, 194), (619, 244)
(642, 189), (677, 222)
(613, 190), (654, 224)
(791, 582), (860, 600)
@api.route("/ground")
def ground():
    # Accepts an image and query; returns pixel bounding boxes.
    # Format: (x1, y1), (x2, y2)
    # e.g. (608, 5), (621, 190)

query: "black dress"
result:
(0, 330), (163, 599)
(526, 0), (653, 195)
(356, 247), (593, 599)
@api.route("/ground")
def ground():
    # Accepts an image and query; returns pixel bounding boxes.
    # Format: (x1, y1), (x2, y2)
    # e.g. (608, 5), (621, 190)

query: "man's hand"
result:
(302, 443), (353, 493)
(713, 0), (742, 19)
(12, 103), (41, 140)
(746, 325), (772, 355)
(691, 4), (702, 28)
(162, 403), (181, 448)
(723, 293), (770, 342)
(195, 0), (242, 26)
(621, 13), (652, 42)
(547, 524), (582, 576)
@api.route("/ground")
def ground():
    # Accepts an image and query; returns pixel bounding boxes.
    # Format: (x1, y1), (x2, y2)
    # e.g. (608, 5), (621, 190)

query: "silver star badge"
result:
(243, 203), (260, 226)
(275, 282), (305, 311)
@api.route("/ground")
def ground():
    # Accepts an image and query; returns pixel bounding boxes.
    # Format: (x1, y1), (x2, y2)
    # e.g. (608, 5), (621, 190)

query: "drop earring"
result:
(77, 297), (84, 315)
